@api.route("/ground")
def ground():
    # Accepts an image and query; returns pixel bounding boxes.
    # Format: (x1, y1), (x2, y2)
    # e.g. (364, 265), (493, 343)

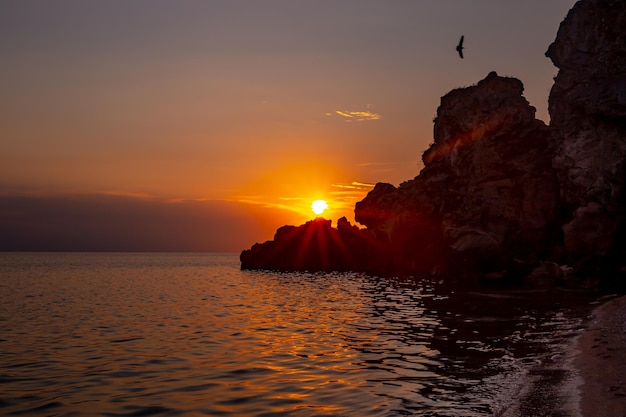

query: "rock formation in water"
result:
(241, 0), (626, 289)
(355, 72), (560, 281)
(240, 218), (363, 272)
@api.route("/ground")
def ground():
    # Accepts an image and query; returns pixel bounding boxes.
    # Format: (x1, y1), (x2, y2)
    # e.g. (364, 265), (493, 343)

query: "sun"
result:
(311, 199), (328, 216)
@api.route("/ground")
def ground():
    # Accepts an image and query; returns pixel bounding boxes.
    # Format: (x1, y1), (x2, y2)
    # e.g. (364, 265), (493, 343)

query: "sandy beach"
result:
(575, 294), (626, 417)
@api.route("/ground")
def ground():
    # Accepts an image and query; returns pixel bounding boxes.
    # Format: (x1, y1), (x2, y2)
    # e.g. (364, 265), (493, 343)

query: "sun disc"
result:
(311, 199), (328, 215)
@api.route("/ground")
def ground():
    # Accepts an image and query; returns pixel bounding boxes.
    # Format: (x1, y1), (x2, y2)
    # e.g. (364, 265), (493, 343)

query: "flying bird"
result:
(456, 35), (464, 59)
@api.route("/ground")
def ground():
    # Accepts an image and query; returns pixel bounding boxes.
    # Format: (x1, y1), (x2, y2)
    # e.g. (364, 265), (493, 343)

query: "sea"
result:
(0, 252), (599, 417)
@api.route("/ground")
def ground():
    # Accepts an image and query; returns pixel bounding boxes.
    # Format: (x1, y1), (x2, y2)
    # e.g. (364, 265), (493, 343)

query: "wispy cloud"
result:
(329, 182), (374, 205)
(230, 181), (374, 220)
(331, 181), (375, 190)
(330, 110), (381, 122)
(232, 197), (298, 214)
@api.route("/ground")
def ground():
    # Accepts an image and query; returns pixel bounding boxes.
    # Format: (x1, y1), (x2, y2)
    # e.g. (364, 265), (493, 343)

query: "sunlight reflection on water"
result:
(0, 253), (592, 416)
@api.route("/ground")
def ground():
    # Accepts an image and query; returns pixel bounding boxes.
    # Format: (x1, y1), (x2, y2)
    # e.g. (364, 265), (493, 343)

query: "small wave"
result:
(104, 405), (178, 417)
(8, 401), (63, 415)
(110, 337), (144, 343)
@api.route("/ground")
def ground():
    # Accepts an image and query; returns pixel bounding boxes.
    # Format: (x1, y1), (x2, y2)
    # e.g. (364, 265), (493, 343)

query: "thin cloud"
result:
(278, 197), (305, 201)
(232, 196), (309, 217)
(329, 182), (374, 204)
(331, 181), (375, 190)
(232, 181), (374, 219)
(331, 110), (381, 122)
(352, 181), (375, 188)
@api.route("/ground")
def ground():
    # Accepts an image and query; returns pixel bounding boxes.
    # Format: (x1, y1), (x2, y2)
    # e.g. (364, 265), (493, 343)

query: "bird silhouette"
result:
(456, 35), (464, 59)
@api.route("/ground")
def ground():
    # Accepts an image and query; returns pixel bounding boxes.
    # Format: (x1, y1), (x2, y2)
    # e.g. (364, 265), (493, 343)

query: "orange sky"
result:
(0, 1), (577, 251)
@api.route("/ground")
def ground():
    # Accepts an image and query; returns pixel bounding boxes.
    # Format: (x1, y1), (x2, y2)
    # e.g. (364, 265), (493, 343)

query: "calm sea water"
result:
(0, 253), (595, 416)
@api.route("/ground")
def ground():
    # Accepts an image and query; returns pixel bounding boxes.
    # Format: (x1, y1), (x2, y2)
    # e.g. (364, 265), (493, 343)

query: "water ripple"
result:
(0, 253), (593, 416)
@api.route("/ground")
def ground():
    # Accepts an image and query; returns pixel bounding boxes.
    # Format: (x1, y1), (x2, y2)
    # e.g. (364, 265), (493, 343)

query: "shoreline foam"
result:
(495, 292), (626, 417)
(498, 307), (586, 417)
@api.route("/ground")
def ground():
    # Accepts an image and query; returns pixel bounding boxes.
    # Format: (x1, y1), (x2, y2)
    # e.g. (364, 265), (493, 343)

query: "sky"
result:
(1, 0), (577, 251)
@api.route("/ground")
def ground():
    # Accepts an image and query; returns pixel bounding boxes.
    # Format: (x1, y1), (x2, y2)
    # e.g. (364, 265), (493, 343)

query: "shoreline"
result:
(574, 294), (626, 417)
(498, 292), (626, 417)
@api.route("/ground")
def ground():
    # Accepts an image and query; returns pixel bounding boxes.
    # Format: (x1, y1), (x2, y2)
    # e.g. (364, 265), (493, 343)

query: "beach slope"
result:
(575, 295), (626, 417)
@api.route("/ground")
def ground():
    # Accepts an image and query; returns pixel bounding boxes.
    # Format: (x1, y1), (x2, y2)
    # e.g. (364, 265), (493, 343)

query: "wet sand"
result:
(575, 294), (626, 417)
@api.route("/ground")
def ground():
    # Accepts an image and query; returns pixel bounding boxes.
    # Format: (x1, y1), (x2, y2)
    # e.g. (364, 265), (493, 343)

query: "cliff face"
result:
(355, 72), (560, 280)
(546, 0), (626, 282)
(241, 0), (626, 288)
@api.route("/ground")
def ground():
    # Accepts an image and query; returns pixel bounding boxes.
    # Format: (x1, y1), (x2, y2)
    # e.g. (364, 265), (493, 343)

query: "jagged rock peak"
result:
(354, 70), (557, 280)
(423, 72), (542, 166)
(546, 0), (626, 75)
(547, 0), (626, 122)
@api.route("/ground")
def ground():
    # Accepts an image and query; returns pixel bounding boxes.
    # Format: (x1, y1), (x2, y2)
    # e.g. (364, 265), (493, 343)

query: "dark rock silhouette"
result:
(545, 0), (626, 287)
(241, 0), (626, 289)
(240, 217), (389, 274)
(456, 35), (464, 58)
(355, 71), (559, 281)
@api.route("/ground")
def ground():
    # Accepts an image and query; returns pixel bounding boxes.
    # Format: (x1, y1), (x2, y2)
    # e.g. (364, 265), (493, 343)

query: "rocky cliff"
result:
(355, 72), (561, 282)
(241, 0), (626, 289)
(546, 0), (626, 286)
